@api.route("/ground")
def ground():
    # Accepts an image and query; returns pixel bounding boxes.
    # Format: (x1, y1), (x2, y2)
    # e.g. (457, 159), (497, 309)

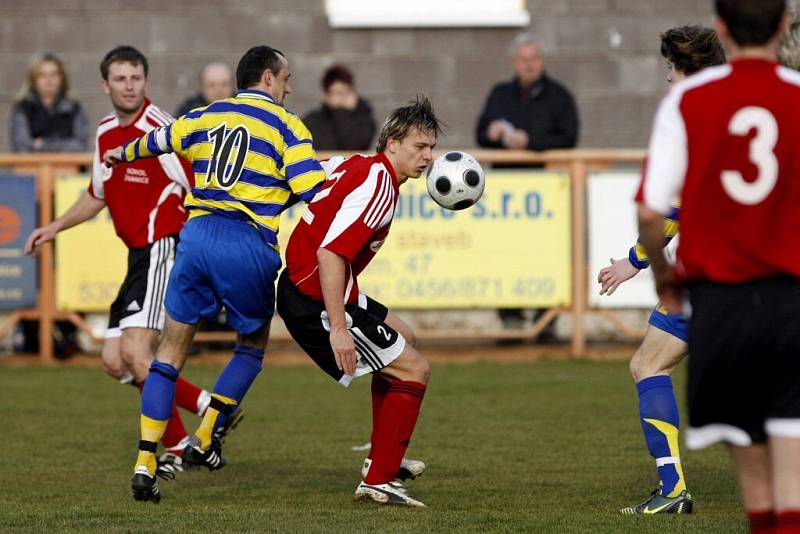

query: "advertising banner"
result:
(279, 171), (572, 308)
(0, 176), (37, 309)
(55, 175), (127, 312)
(587, 171), (676, 309)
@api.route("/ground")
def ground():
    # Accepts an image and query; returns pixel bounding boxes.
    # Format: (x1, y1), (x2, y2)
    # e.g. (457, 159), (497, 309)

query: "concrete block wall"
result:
(0, 0), (714, 151)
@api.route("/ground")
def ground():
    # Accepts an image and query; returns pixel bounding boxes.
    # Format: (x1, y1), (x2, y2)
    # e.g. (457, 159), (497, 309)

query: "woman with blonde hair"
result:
(10, 52), (88, 152)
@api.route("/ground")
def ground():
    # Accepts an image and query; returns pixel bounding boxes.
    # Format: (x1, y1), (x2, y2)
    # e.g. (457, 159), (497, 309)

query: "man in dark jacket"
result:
(303, 65), (376, 151)
(174, 62), (234, 118)
(476, 34), (579, 343)
(476, 34), (579, 151)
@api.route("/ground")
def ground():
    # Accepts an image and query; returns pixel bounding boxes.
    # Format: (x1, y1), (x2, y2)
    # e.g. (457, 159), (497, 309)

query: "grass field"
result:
(1, 358), (746, 533)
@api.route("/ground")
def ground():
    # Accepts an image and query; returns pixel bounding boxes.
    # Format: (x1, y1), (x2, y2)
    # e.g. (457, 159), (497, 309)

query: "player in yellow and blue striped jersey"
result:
(104, 45), (326, 503)
(597, 25), (725, 516)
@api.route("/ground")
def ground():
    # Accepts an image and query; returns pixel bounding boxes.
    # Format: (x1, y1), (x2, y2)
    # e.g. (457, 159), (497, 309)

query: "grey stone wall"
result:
(0, 0), (713, 152)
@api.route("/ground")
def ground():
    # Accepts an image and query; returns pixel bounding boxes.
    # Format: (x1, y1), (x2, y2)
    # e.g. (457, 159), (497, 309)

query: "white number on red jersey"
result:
(721, 106), (778, 205)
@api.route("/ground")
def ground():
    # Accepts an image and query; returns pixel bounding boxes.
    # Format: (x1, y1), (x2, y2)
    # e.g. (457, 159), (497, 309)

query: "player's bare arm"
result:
(317, 247), (357, 375)
(638, 205), (681, 313)
(598, 257), (640, 296)
(24, 191), (106, 255)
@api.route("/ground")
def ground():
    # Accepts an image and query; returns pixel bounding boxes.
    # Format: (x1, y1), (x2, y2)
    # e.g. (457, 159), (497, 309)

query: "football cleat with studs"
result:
(182, 436), (226, 471)
(361, 457), (426, 481)
(620, 488), (693, 515)
(354, 480), (425, 507)
(131, 466), (161, 503)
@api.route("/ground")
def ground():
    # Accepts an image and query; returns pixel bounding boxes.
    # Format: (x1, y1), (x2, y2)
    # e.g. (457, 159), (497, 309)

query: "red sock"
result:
(175, 377), (204, 415)
(161, 404), (188, 449)
(134, 381), (187, 450)
(749, 510), (776, 534)
(364, 380), (426, 485)
(368, 374), (392, 460)
(777, 510), (800, 534)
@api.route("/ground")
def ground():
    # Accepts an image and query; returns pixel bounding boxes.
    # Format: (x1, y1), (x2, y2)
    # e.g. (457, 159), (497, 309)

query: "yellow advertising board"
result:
(55, 171), (572, 311)
(278, 171), (572, 308)
(55, 175), (127, 312)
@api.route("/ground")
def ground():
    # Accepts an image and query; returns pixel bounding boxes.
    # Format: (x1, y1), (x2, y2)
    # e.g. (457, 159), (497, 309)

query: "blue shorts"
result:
(165, 215), (282, 335)
(648, 304), (689, 342)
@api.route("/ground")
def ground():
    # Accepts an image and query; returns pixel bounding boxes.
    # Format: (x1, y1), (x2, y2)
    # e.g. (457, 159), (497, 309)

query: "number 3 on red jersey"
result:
(722, 106), (778, 205)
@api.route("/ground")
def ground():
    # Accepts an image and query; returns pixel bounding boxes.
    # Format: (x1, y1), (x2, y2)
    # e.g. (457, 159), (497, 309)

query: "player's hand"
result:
(24, 225), (57, 255)
(103, 147), (124, 168)
(330, 327), (358, 376)
(598, 257), (640, 296)
(654, 268), (683, 314)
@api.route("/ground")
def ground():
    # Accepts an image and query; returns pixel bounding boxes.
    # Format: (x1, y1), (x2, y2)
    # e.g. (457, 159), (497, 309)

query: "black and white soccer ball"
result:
(426, 151), (485, 210)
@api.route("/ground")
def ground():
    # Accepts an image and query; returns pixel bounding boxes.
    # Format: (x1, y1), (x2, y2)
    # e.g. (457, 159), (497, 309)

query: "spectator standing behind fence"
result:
(302, 65), (376, 151)
(11, 52), (89, 152)
(475, 33), (579, 341)
(476, 33), (578, 152)
(174, 62), (235, 118)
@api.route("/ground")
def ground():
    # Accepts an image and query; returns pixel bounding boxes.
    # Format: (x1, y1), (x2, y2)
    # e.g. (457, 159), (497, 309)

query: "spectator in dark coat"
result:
(476, 33), (579, 152)
(476, 34), (580, 343)
(11, 52), (89, 152)
(175, 62), (234, 118)
(303, 65), (376, 151)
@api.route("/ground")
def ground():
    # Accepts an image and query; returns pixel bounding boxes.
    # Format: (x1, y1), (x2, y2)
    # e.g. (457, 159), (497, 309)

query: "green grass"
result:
(0, 359), (746, 533)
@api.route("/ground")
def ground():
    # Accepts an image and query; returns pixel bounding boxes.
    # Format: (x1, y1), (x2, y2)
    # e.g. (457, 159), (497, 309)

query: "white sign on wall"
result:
(326, 0), (530, 28)
(587, 172), (677, 309)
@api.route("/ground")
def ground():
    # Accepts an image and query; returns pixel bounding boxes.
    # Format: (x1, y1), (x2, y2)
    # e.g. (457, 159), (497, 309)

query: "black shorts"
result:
(276, 271), (406, 387)
(686, 276), (800, 449)
(106, 235), (178, 338)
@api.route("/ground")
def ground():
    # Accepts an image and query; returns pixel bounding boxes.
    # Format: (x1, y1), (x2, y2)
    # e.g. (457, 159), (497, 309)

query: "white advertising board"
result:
(587, 172), (677, 309)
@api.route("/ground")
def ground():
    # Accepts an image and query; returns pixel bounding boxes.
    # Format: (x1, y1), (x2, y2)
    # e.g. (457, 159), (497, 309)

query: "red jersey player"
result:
(25, 46), (221, 476)
(277, 96), (441, 507)
(637, 1), (800, 531)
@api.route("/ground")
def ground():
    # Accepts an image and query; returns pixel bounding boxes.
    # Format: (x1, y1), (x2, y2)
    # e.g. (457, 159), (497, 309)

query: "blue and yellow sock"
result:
(135, 360), (179, 475)
(194, 345), (263, 448)
(637, 375), (686, 498)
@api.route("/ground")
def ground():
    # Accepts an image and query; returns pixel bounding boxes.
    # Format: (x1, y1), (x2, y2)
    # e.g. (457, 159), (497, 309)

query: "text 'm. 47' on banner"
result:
(280, 171), (572, 308)
(0, 176), (37, 310)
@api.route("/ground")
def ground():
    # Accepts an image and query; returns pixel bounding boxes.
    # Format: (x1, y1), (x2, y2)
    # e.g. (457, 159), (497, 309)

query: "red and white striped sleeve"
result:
(320, 163), (395, 262)
(88, 114), (117, 199)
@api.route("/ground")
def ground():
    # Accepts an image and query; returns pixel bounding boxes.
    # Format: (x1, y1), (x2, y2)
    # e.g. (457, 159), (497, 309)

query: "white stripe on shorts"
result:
(685, 424), (752, 450)
(765, 418), (800, 438)
(119, 236), (175, 332)
(337, 328), (405, 388)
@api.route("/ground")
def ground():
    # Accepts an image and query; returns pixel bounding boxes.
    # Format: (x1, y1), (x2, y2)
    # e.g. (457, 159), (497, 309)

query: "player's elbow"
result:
(637, 205), (662, 226)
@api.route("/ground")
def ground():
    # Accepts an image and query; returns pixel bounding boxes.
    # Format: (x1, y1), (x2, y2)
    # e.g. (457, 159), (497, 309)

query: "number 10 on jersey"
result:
(205, 124), (250, 190)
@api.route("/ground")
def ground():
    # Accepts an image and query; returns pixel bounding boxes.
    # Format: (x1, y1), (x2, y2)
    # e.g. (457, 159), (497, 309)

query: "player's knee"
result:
(404, 329), (418, 348)
(408, 354), (431, 384)
(630, 349), (658, 382)
(101, 353), (126, 380)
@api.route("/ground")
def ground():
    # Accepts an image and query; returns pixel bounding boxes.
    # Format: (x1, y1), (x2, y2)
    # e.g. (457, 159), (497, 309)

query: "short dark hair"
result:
(322, 64), (354, 92)
(660, 25), (726, 76)
(376, 95), (444, 153)
(101, 46), (148, 80)
(715, 0), (786, 46)
(235, 46), (286, 90)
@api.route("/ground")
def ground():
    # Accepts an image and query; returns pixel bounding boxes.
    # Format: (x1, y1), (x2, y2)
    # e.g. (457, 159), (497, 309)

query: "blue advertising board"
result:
(0, 176), (37, 309)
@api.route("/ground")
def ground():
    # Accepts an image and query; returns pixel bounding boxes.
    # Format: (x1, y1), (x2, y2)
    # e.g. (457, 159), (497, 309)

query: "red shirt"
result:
(89, 99), (193, 248)
(285, 153), (399, 304)
(637, 59), (800, 282)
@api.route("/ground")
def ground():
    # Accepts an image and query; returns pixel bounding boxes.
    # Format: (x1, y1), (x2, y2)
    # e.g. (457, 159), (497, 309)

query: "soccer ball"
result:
(426, 151), (485, 210)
